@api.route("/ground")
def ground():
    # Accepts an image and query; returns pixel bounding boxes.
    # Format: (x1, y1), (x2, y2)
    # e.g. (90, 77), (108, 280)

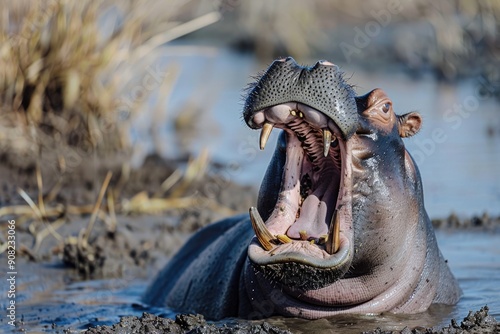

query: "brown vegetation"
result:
(0, 0), (219, 167)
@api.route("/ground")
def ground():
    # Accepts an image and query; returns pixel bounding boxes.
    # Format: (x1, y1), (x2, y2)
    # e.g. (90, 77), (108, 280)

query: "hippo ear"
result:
(397, 112), (422, 138)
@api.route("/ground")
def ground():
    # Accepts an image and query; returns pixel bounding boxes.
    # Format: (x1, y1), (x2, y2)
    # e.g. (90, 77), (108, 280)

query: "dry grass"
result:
(0, 0), (219, 165)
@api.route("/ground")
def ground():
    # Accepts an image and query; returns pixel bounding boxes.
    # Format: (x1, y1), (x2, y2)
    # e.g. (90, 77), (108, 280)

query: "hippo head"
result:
(243, 57), (422, 291)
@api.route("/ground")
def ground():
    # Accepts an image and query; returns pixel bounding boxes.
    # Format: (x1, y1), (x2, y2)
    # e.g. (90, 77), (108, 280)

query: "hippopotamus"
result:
(144, 57), (461, 320)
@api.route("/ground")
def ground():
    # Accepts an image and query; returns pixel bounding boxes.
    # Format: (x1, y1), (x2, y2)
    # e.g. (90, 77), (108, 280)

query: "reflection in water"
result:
(267, 305), (455, 334)
(140, 47), (500, 218)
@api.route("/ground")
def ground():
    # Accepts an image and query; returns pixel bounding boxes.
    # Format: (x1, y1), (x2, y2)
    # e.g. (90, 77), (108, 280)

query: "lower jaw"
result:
(247, 226), (352, 290)
(248, 239), (353, 291)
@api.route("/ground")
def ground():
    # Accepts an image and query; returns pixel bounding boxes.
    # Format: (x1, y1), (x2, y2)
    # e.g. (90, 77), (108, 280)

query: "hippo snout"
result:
(243, 57), (358, 139)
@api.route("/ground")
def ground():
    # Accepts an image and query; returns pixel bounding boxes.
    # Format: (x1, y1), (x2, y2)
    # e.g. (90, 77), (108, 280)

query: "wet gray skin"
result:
(144, 57), (462, 320)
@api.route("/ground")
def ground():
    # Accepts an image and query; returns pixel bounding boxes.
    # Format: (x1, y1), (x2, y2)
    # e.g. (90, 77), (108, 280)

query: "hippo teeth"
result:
(249, 207), (274, 251)
(260, 122), (274, 150)
(250, 103), (347, 258)
(323, 129), (332, 157)
(323, 129), (337, 157)
(326, 209), (341, 254)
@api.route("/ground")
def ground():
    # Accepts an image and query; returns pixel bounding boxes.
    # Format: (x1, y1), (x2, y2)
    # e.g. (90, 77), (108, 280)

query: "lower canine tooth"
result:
(249, 207), (274, 251)
(326, 209), (341, 254)
(260, 123), (273, 150)
(323, 129), (332, 157)
(276, 234), (293, 244)
(299, 230), (308, 240)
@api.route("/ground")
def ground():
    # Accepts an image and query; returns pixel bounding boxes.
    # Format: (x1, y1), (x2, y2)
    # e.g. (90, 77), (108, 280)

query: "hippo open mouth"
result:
(243, 57), (356, 290)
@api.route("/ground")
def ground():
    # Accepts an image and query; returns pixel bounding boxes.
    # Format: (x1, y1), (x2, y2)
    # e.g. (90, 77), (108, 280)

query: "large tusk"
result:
(323, 129), (332, 157)
(326, 209), (341, 254)
(249, 207), (274, 251)
(260, 123), (274, 150)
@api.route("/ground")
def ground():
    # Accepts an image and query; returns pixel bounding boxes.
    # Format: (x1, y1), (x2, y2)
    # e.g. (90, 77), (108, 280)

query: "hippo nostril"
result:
(243, 58), (358, 137)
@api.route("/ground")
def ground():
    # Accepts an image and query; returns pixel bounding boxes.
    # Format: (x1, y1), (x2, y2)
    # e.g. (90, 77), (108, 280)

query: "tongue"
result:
(286, 172), (338, 239)
(286, 195), (328, 238)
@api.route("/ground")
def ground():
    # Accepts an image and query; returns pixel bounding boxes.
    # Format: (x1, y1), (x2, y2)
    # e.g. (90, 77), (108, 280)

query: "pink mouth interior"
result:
(254, 103), (345, 242)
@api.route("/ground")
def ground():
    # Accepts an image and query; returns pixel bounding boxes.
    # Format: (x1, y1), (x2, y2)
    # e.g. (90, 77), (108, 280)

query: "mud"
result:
(363, 307), (499, 334)
(0, 152), (255, 277)
(80, 307), (499, 334)
(85, 313), (292, 334)
(0, 152), (253, 211)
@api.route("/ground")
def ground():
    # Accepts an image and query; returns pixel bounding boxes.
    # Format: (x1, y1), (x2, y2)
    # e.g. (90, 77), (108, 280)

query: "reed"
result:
(0, 0), (219, 163)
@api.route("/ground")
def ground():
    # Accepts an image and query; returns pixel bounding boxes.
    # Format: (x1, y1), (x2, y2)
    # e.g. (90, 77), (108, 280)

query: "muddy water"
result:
(147, 46), (500, 218)
(1, 230), (498, 333)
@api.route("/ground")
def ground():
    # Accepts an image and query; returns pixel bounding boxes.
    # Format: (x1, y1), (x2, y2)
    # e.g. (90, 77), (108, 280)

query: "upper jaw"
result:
(243, 57), (359, 138)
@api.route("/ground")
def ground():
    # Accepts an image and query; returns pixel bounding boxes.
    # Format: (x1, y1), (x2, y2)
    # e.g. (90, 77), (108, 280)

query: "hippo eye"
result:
(382, 103), (391, 113)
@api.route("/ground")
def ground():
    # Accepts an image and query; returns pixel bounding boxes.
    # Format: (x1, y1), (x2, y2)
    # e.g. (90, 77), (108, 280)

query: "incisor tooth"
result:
(249, 207), (274, 251)
(260, 123), (273, 150)
(323, 129), (332, 157)
(326, 209), (341, 254)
